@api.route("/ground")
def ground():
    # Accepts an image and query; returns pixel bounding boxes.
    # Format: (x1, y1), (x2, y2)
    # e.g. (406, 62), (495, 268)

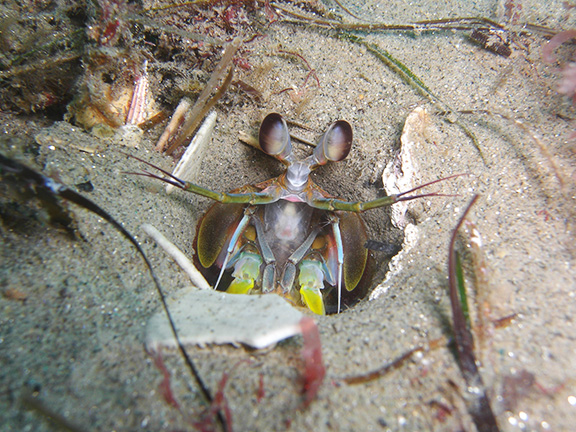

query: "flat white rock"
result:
(146, 289), (304, 351)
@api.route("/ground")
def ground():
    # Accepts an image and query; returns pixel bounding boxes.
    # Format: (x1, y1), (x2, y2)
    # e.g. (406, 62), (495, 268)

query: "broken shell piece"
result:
(145, 289), (304, 351)
(126, 60), (149, 126)
(382, 106), (435, 228)
(141, 223), (211, 290)
(166, 110), (217, 194)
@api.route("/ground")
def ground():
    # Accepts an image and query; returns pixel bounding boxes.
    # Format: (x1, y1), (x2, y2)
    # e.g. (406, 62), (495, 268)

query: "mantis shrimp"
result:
(137, 113), (455, 314)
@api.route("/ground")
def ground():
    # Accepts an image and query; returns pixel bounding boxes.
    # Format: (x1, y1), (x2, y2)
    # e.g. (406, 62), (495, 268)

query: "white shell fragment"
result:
(115, 60), (152, 146)
(146, 289), (304, 351)
(141, 223), (211, 290)
(166, 110), (217, 194)
(126, 60), (149, 126)
(382, 106), (435, 228)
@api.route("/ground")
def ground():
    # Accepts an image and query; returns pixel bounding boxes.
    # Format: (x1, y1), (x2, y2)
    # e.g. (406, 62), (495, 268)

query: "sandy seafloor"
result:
(2, 1), (576, 431)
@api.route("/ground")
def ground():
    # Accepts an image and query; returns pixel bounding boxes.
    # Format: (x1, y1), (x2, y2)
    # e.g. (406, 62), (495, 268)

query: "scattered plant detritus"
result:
(428, 399), (455, 424)
(272, 47), (321, 112)
(271, 4), (506, 33)
(448, 195), (500, 432)
(493, 313), (517, 328)
(299, 317), (326, 408)
(199, 369), (234, 432)
(461, 218), (494, 358)
(339, 33), (445, 110)
(272, 5), (569, 174)
(543, 29), (576, 121)
(276, 48), (321, 89)
(1, 288), (28, 302)
(151, 349), (181, 410)
(500, 369), (536, 412)
(0, 7), (85, 114)
(151, 348), (236, 432)
(256, 373), (265, 403)
(156, 37), (241, 155)
(542, 29), (576, 64)
(341, 335), (447, 385)
(342, 346), (424, 385)
(469, 28), (512, 57)
(330, 0), (364, 21)
(500, 368), (568, 413)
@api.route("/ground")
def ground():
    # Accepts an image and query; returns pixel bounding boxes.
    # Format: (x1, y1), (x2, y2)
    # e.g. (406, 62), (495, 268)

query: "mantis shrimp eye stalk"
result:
(259, 113), (293, 162)
(312, 119), (353, 166)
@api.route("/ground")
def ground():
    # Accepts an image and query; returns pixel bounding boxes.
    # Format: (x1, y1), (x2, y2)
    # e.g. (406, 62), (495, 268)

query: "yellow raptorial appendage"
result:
(300, 287), (325, 315)
(298, 260), (325, 315)
(226, 252), (261, 295)
(227, 278), (254, 294)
